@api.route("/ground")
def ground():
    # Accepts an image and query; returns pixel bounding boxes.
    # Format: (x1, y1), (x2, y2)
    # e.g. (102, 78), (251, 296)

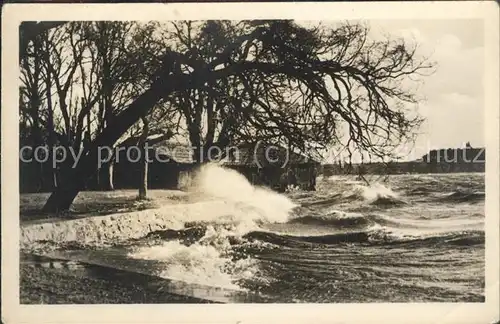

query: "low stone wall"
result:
(20, 200), (230, 250)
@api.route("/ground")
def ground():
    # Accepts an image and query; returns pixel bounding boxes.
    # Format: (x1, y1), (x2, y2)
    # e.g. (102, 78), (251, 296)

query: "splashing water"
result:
(62, 172), (485, 301)
(128, 239), (258, 290)
(342, 182), (406, 207)
(186, 163), (298, 224)
(358, 183), (399, 201)
(128, 164), (298, 290)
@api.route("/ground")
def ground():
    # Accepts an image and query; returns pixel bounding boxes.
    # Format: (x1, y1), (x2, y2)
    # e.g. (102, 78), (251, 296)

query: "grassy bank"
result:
(21, 189), (191, 223)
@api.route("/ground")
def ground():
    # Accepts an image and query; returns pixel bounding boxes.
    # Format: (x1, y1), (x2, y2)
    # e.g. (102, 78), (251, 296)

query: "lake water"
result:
(45, 166), (486, 302)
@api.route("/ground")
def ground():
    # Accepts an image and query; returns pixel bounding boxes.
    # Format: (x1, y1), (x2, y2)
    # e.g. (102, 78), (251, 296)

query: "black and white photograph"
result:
(2, 2), (499, 324)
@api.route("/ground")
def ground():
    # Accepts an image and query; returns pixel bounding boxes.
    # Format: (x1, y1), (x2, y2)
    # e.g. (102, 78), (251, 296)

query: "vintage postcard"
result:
(2, 1), (499, 324)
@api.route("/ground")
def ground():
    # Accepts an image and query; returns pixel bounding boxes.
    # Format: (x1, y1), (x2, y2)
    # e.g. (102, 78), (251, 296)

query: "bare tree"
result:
(19, 21), (68, 59)
(79, 21), (171, 191)
(41, 20), (434, 212)
(25, 21), (171, 193)
(20, 32), (47, 191)
(156, 21), (433, 164)
(41, 30), (58, 188)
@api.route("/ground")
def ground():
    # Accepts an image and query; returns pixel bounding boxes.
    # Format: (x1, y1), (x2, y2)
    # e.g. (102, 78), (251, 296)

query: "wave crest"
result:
(341, 183), (407, 206)
(438, 190), (485, 203)
(289, 210), (369, 228)
(242, 227), (485, 247)
(186, 163), (298, 224)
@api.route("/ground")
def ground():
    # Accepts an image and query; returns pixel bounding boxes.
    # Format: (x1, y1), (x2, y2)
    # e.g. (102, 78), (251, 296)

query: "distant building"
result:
(421, 147), (485, 164)
(112, 140), (320, 192)
(420, 144), (485, 173)
(319, 143), (486, 177)
(222, 142), (320, 192)
(113, 139), (195, 190)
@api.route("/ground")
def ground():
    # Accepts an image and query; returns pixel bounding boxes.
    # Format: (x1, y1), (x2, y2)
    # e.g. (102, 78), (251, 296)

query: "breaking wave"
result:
(186, 163), (298, 224)
(127, 239), (259, 290)
(242, 227), (484, 247)
(126, 166), (484, 292)
(127, 164), (295, 290)
(339, 183), (408, 206)
(437, 190), (485, 204)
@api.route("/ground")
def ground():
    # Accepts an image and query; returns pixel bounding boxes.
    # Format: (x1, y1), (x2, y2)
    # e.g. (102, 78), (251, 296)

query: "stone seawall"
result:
(19, 199), (282, 304)
(21, 200), (231, 250)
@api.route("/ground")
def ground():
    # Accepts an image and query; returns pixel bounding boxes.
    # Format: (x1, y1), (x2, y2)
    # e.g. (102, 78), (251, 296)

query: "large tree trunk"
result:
(138, 117), (149, 200)
(42, 88), (163, 212)
(101, 161), (115, 191)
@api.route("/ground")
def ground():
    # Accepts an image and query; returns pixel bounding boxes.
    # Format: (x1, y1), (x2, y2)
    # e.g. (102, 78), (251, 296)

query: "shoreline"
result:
(21, 263), (213, 304)
(21, 199), (233, 250)
(18, 177), (485, 304)
(19, 198), (271, 304)
(21, 252), (276, 304)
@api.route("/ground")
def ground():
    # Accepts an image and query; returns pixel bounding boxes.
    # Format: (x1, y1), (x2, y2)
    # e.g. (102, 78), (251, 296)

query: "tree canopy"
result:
(19, 20), (435, 212)
(157, 21), (433, 162)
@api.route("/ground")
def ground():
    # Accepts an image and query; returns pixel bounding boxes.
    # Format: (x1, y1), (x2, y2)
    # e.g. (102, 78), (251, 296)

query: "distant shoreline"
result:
(320, 161), (485, 176)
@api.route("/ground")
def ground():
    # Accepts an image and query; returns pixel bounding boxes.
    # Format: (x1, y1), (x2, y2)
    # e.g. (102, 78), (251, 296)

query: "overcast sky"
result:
(371, 19), (484, 160)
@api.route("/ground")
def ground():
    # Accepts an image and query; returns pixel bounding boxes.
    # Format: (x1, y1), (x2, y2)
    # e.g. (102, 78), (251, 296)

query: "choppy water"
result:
(51, 165), (487, 302)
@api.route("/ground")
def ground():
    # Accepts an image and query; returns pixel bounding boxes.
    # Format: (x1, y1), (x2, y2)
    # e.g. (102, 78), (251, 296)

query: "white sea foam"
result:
(186, 163), (298, 224)
(128, 240), (258, 290)
(128, 164), (296, 290)
(125, 172), (484, 295)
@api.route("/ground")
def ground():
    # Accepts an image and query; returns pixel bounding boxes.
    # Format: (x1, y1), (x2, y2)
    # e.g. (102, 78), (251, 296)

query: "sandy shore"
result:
(19, 190), (225, 304)
(20, 263), (214, 304)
